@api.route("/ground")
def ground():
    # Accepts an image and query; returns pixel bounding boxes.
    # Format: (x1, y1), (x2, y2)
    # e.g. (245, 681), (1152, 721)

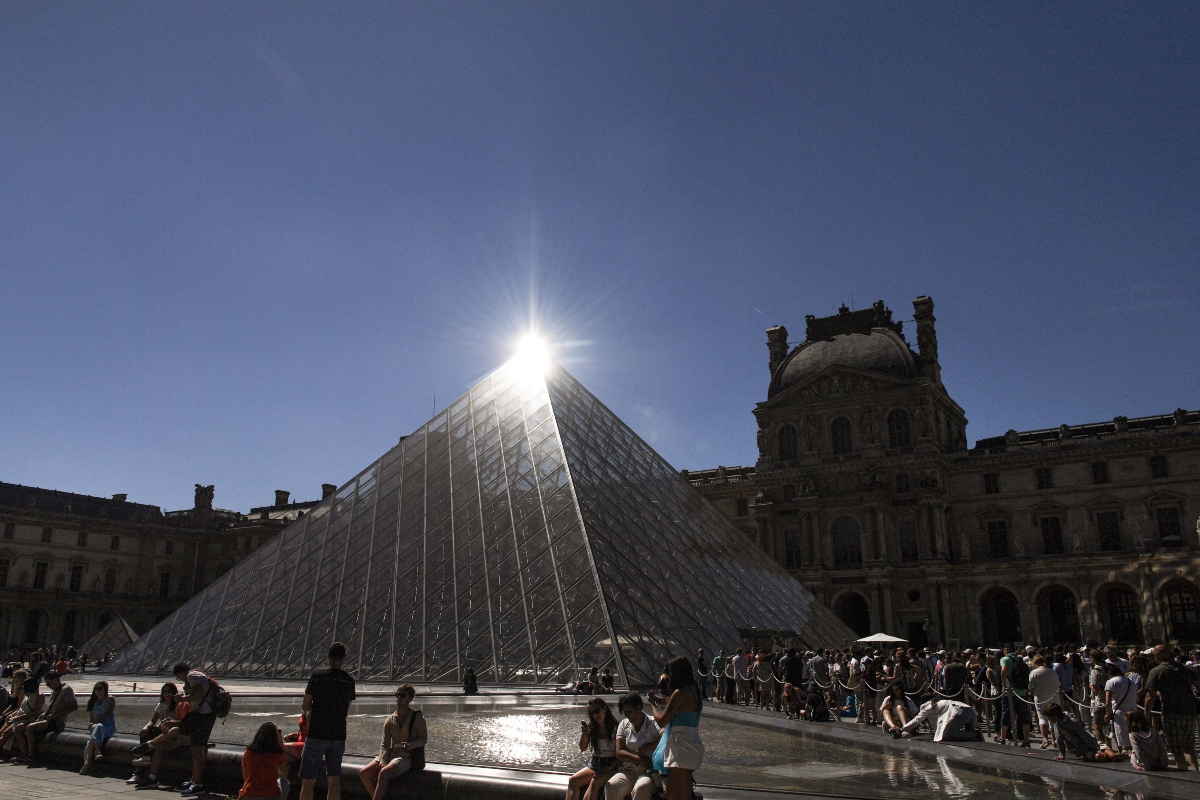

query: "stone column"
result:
(874, 506), (888, 562)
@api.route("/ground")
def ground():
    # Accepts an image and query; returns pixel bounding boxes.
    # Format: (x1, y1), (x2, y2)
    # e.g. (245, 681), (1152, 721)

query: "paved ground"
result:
(0, 760), (205, 800)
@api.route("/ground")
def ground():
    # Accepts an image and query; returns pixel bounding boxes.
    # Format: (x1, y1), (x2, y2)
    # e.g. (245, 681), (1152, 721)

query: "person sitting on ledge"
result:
(879, 683), (917, 735)
(12, 670), (77, 764)
(238, 722), (290, 800)
(80, 681), (117, 775)
(462, 667), (478, 696)
(359, 685), (427, 800)
(1045, 704), (1127, 763)
(898, 692), (979, 741)
(1, 677), (40, 759)
(127, 683), (189, 784)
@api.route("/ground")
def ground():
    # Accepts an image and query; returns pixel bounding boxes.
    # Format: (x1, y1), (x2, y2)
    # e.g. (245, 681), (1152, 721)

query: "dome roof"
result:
(770, 328), (918, 397)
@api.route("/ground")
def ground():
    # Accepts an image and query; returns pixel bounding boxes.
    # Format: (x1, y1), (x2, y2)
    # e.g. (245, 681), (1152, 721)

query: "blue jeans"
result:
(299, 737), (345, 779)
(86, 721), (116, 757)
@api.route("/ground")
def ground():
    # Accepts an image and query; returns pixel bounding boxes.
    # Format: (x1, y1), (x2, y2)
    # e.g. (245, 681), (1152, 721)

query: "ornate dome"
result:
(770, 328), (919, 397)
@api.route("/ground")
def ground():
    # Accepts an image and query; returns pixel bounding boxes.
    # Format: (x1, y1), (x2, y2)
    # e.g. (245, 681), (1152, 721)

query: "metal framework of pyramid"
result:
(109, 357), (852, 685)
(80, 615), (140, 661)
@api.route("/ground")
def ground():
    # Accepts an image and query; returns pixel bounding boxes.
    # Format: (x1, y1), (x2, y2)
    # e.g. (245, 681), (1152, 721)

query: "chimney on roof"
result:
(912, 296), (941, 385)
(274, 490), (290, 506)
(766, 326), (789, 377)
(322, 483), (337, 500)
(112, 494), (127, 502)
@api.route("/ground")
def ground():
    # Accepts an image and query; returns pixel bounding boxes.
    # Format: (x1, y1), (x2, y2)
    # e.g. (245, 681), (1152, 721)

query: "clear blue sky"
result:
(2, 3), (1197, 513)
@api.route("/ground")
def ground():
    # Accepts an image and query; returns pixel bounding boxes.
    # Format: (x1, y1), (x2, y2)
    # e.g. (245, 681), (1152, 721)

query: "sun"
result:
(511, 333), (551, 381)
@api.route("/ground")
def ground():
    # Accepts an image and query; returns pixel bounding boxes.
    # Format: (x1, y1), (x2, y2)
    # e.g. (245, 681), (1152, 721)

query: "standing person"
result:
(80, 681), (117, 774)
(731, 649), (749, 706)
(710, 650), (727, 704)
(998, 645), (1032, 747)
(1028, 656), (1061, 749)
(695, 649), (709, 702)
(462, 667), (478, 696)
(605, 692), (661, 800)
(1087, 648), (1107, 745)
(299, 643), (357, 800)
(359, 685), (427, 800)
(566, 698), (619, 800)
(753, 653), (774, 710)
(1104, 663), (1136, 753)
(238, 723), (290, 800)
(648, 657), (703, 800)
(1142, 644), (1200, 772)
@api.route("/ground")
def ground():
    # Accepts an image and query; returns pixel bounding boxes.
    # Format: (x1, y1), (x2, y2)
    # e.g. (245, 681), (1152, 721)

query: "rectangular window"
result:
(1149, 455), (1169, 479)
(110, 535), (120, 551)
(1092, 462), (1110, 484)
(784, 528), (803, 568)
(1036, 467), (1053, 490)
(4, 522), (14, 539)
(41, 527), (53, 543)
(69, 565), (84, 592)
(77, 530), (88, 547)
(983, 473), (1000, 494)
(780, 485), (795, 503)
(898, 520), (920, 563)
(159, 572), (171, 598)
(1041, 516), (1064, 555)
(1156, 507), (1183, 547)
(33, 561), (49, 590)
(0, 558), (8, 587)
(165, 540), (175, 555)
(987, 520), (1009, 558)
(895, 473), (912, 494)
(1096, 511), (1122, 551)
(104, 568), (116, 595)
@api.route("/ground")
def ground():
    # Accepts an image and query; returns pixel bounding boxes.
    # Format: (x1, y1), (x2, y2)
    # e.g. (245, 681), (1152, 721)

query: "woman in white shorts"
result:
(359, 685), (426, 800)
(606, 692), (662, 800)
(649, 657), (704, 800)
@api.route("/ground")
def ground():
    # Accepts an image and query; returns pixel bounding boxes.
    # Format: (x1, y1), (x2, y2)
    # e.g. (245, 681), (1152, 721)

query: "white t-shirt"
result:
(1028, 666), (1061, 705)
(1105, 676), (1136, 711)
(187, 671), (212, 715)
(616, 715), (661, 752)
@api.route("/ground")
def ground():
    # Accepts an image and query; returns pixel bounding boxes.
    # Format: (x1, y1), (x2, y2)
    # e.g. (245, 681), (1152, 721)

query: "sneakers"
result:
(131, 743), (153, 757)
(126, 773), (144, 785)
(132, 755), (152, 766)
(174, 781), (194, 793)
(132, 775), (158, 788)
(181, 783), (206, 796)
(10, 755), (30, 765)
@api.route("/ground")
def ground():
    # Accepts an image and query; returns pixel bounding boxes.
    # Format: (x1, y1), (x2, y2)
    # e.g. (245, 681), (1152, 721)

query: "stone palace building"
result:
(690, 297), (1200, 649)
(0, 482), (329, 655)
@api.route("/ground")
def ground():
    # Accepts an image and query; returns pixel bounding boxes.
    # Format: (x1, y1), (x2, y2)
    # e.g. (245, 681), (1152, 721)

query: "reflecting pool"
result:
(101, 696), (1167, 800)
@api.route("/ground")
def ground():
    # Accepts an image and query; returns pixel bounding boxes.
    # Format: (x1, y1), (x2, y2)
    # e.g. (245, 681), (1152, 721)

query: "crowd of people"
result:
(1, 635), (1197, 800)
(688, 641), (1200, 771)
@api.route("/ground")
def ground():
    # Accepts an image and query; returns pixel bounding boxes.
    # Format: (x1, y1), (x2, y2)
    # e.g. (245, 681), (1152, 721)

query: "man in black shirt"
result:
(299, 642), (357, 800)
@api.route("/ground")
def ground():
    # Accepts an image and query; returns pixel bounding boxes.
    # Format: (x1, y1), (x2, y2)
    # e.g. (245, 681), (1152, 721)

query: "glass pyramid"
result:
(108, 357), (851, 685)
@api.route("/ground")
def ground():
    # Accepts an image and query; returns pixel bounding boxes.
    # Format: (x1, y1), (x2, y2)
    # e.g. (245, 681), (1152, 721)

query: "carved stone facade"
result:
(0, 482), (332, 655)
(691, 297), (1200, 648)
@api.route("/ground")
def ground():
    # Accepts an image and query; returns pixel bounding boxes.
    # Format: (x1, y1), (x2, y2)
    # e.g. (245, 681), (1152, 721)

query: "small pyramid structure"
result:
(79, 615), (140, 661)
(109, 357), (854, 685)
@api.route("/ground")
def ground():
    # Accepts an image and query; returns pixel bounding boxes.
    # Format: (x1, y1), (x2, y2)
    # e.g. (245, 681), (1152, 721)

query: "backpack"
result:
(201, 673), (233, 719)
(1007, 657), (1030, 691)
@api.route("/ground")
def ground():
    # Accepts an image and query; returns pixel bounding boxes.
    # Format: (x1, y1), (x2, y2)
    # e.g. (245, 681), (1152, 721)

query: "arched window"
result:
(981, 588), (1022, 646)
(24, 609), (47, 645)
(835, 592), (871, 637)
(1037, 586), (1080, 645)
(1101, 584), (1142, 643)
(777, 424), (798, 461)
(832, 517), (862, 568)
(887, 409), (911, 448)
(1161, 580), (1200, 642)
(831, 417), (853, 454)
